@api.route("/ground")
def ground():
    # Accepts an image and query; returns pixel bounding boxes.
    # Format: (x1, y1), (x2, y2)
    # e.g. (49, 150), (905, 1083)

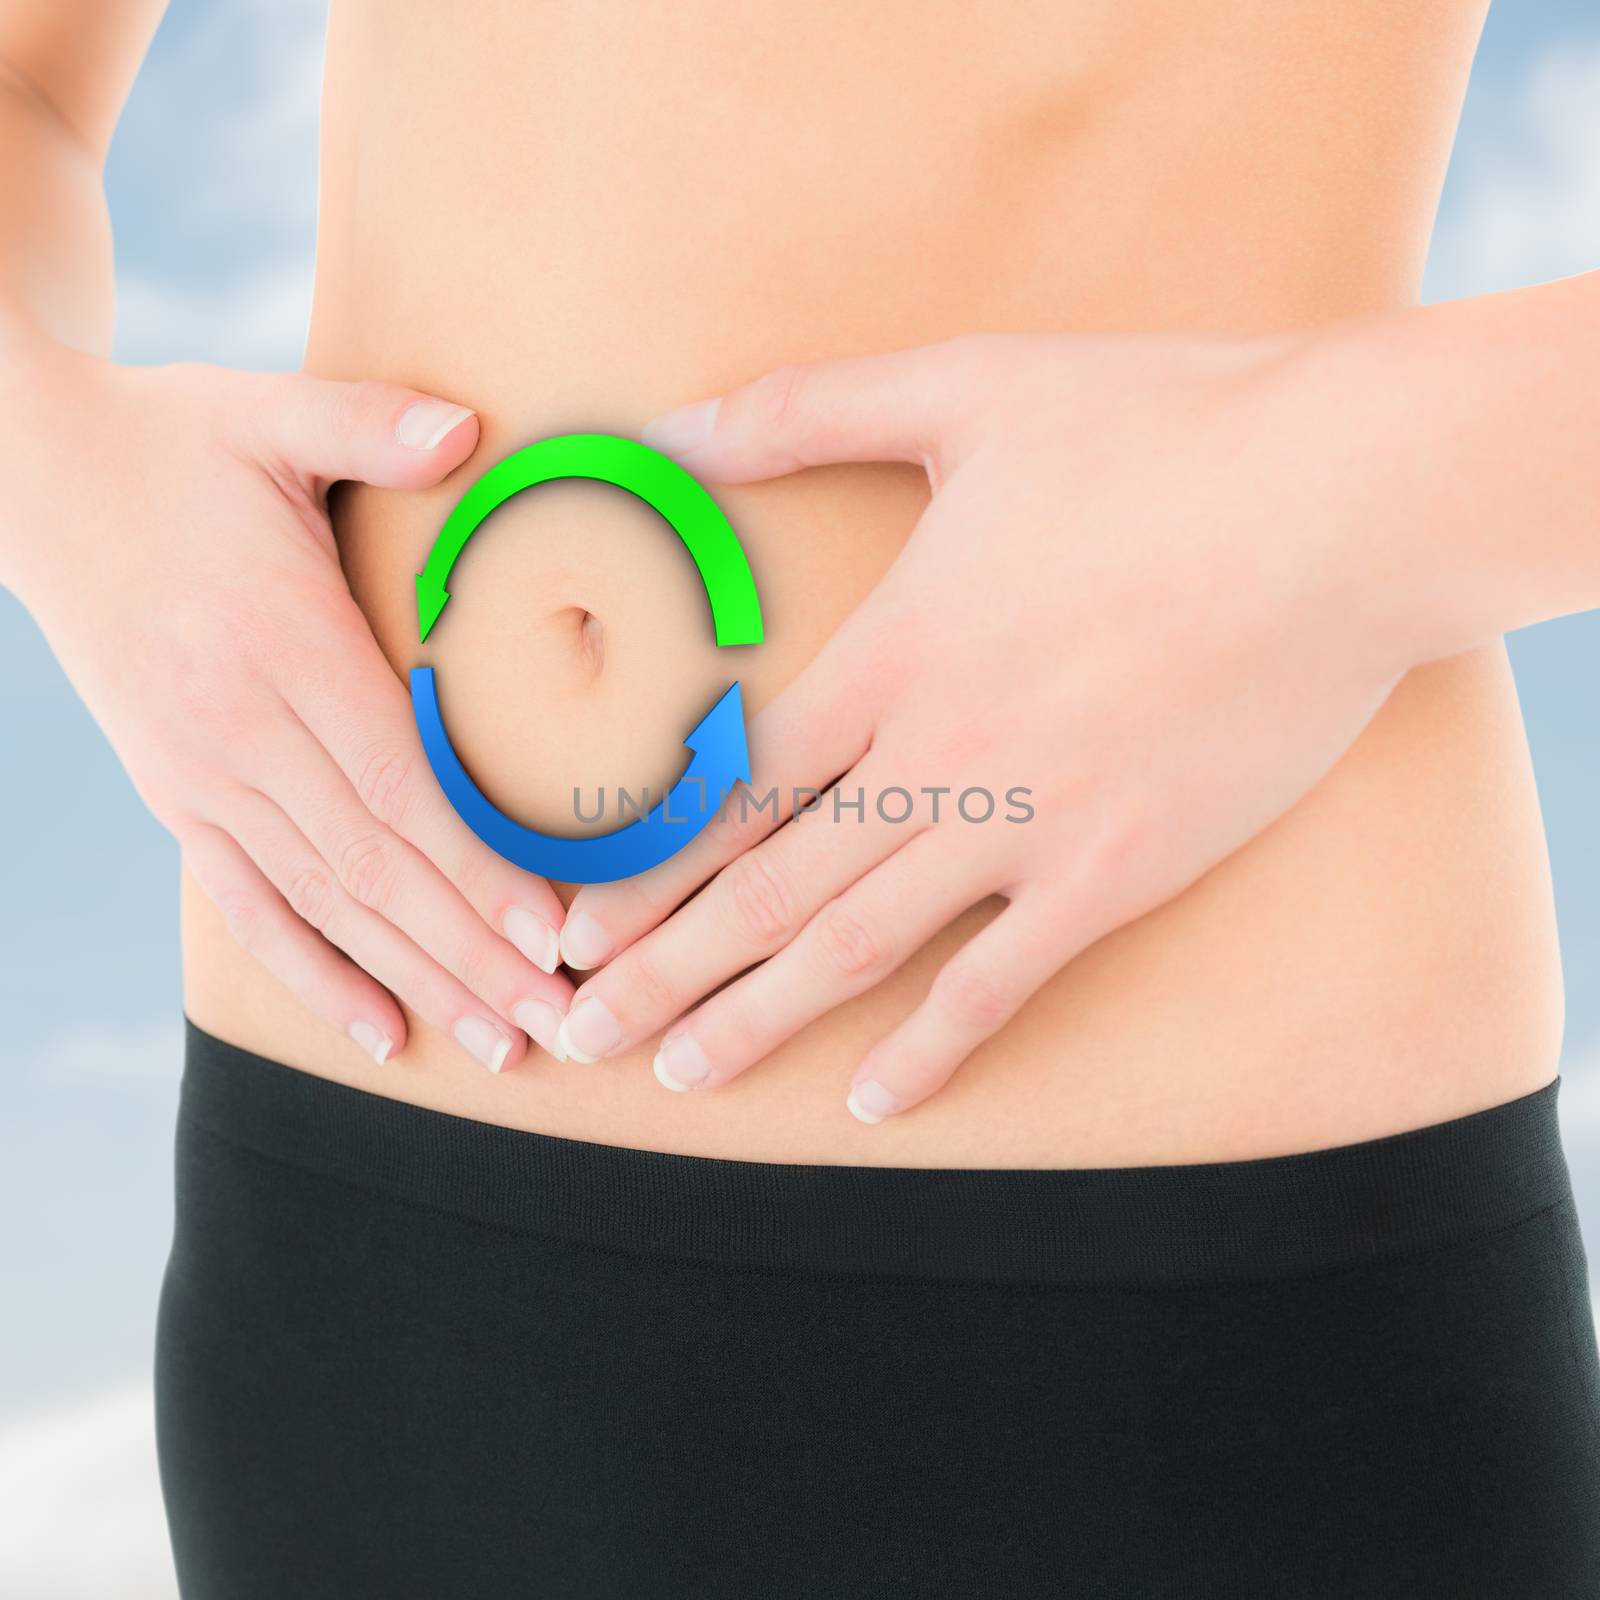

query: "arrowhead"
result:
(684, 682), (751, 786)
(416, 574), (450, 642)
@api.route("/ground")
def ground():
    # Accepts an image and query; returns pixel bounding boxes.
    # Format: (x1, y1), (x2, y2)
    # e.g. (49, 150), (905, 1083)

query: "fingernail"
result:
(504, 907), (560, 974)
(514, 998), (567, 1061)
(396, 398), (475, 450)
(559, 911), (613, 970)
(640, 396), (721, 461)
(454, 1015), (512, 1073)
(348, 1020), (392, 1065)
(847, 1079), (902, 1126)
(653, 1032), (711, 1092)
(557, 996), (622, 1063)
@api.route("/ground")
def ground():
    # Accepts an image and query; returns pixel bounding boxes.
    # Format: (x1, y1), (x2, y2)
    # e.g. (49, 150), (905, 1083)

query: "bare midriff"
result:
(180, 0), (1564, 1168)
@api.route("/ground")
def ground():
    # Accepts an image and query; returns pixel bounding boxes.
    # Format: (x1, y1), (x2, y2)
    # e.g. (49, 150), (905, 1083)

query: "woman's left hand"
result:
(552, 325), (1440, 1122)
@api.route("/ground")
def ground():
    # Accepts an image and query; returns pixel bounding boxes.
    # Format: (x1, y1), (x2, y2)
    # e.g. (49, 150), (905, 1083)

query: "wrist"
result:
(0, 335), (112, 598)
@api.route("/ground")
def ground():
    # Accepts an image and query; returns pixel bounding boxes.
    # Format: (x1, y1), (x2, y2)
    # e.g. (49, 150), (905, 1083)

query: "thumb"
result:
(232, 372), (481, 491)
(640, 335), (984, 484)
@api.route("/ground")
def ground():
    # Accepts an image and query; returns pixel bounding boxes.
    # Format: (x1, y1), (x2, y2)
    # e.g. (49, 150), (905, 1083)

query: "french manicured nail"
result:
(640, 396), (721, 461)
(514, 999), (566, 1062)
(348, 1020), (392, 1065)
(557, 996), (622, 1063)
(847, 1079), (902, 1126)
(396, 398), (475, 451)
(454, 1015), (512, 1073)
(504, 907), (560, 974)
(653, 1032), (711, 1092)
(559, 911), (613, 970)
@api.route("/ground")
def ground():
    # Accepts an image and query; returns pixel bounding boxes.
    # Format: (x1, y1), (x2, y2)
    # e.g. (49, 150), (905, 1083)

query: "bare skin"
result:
(176, 0), (1564, 1164)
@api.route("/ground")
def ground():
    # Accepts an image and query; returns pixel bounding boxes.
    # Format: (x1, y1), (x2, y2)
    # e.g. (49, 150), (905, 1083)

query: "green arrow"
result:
(415, 433), (764, 647)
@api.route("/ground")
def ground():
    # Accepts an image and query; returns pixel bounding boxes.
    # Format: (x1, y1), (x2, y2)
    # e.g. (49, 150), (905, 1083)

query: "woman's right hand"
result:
(1, 339), (573, 1071)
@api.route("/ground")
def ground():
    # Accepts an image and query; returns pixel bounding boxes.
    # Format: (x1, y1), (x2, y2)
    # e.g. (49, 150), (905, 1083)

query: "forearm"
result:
(0, 84), (115, 597)
(0, 72), (115, 358)
(1321, 273), (1600, 665)
(0, 0), (166, 358)
(0, 4), (169, 593)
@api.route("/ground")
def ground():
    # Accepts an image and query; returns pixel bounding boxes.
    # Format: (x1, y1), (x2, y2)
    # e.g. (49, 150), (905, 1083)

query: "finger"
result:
(264, 714), (572, 1036)
(639, 334), (989, 483)
(557, 757), (921, 1063)
(646, 830), (994, 1094)
(181, 821), (406, 1066)
(559, 616), (882, 971)
(228, 370), (481, 492)
(226, 786), (539, 1073)
(844, 892), (1073, 1124)
(284, 617), (567, 978)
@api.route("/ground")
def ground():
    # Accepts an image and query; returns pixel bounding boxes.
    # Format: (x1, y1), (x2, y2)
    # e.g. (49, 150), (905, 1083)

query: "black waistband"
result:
(179, 1020), (1573, 1287)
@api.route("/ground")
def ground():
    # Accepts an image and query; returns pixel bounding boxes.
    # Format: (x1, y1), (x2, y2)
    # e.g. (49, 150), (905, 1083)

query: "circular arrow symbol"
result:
(409, 433), (763, 885)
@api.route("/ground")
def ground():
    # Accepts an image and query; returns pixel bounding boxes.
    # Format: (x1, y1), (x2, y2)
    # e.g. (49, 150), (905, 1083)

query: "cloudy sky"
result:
(3, 2), (1600, 1592)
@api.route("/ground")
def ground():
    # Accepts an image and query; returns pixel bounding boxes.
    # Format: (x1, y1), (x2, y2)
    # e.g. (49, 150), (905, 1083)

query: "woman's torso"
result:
(181, 0), (1564, 1166)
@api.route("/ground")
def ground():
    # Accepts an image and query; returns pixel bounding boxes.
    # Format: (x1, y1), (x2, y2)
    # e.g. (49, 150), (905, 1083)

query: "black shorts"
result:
(156, 1022), (1600, 1598)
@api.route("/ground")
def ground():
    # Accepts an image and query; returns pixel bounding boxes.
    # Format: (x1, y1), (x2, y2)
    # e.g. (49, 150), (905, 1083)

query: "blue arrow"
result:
(409, 668), (750, 884)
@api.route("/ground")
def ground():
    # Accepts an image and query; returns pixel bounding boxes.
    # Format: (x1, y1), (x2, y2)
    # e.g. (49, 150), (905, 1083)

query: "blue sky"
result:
(2, 2), (1599, 1590)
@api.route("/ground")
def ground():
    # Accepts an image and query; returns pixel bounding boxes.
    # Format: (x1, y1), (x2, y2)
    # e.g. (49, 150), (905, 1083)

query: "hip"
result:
(155, 1023), (1600, 1598)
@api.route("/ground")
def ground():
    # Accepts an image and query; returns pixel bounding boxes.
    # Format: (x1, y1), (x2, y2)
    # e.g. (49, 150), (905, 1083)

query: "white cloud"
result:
(111, 0), (326, 369)
(27, 1017), (184, 1086)
(1428, 41), (1600, 299)
(1561, 1049), (1600, 1146)
(118, 0), (328, 237)
(114, 258), (314, 370)
(0, 1387), (176, 1600)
